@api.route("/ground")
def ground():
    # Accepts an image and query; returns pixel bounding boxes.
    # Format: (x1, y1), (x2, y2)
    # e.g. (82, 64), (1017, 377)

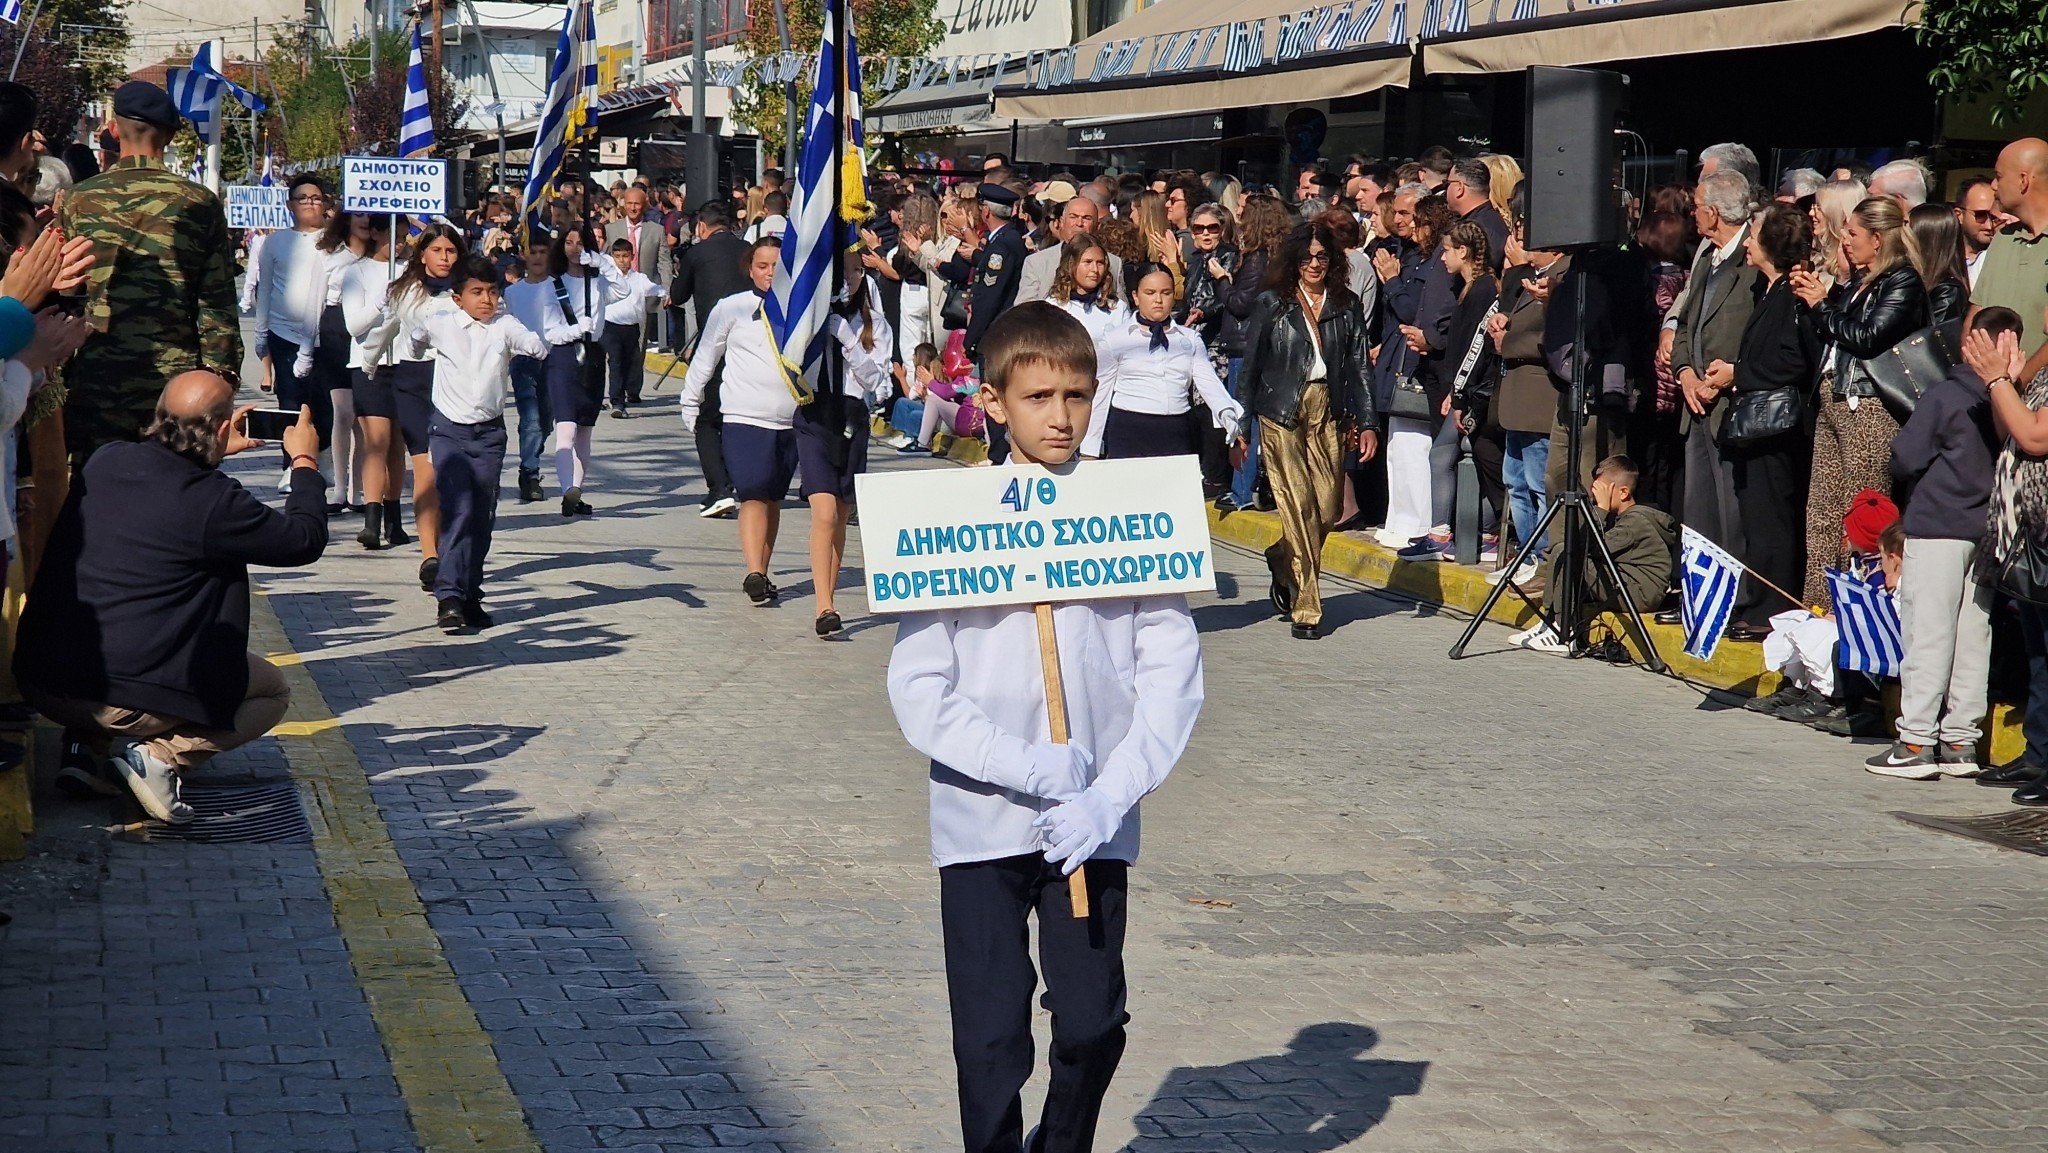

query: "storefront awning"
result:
(870, 64), (1014, 135)
(1422, 0), (1921, 74)
(993, 0), (1412, 122)
(1066, 111), (1229, 151)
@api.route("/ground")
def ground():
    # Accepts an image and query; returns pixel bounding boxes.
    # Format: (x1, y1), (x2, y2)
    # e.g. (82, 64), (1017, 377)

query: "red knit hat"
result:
(1842, 489), (1899, 553)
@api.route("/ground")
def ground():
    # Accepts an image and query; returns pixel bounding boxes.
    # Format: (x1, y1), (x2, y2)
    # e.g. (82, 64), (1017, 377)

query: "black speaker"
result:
(445, 158), (478, 216)
(1523, 66), (1626, 250)
(685, 131), (721, 210)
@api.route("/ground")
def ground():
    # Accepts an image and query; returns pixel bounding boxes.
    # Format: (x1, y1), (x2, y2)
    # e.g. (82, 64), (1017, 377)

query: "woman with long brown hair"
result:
(1218, 193), (1294, 512)
(1128, 190), (1185, 299)
(1046, 232), (1123, 340)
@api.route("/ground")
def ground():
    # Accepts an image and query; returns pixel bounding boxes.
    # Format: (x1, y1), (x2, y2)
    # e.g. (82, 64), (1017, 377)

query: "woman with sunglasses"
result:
(1240, 222), (1381, 640)
(1183, 205), (1241, 493)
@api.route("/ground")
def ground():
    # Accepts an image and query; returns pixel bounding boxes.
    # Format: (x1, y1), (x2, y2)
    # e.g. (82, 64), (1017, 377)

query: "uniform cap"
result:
(112, 82), (183, 132)
(978, 183), (1021, 208)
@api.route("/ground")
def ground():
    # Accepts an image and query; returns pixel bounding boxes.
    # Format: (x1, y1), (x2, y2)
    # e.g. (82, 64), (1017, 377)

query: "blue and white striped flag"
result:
(399, 23), (435, 158)
(763, 0), (867, 407)
(521, 0), (597, 241)
(165, 66), (221, 145)
(1680, 525), (1741, 661)
(192, 39), (266, 114)
(1826, 568), (1903, 677)
(1512, 0), (1540, 20)
(0, 0), (24, 26)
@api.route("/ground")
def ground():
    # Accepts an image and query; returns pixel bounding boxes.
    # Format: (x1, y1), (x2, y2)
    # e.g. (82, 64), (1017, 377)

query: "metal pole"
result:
(690, 0), (706, 134)
(461, 0), (508, 189)
(369, 0), (379, 76)
(770, 0), (796, 174)
(7, 0), (49, 81)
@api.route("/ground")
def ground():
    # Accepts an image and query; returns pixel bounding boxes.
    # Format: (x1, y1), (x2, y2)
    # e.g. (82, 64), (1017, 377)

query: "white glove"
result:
(990, 741), (1092, 802)
(1036, 788), (1123, 874)
(292, 349), (314, 378)
(581, 317), (600, 339)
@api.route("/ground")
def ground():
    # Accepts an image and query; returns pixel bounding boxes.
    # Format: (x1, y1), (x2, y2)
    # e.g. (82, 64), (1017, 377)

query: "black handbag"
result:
(940, 283), (968, 330)
(1385, 372), (1433, 420)
(1719, 386), (1803, 446)
(1996, 535), (2048, 605)
(1860, 325), (1952, 422)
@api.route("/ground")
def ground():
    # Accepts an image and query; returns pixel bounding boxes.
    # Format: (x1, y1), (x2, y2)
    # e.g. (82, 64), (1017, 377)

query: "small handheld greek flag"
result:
(1826, 568), (1902, 677)
(1680, 525), (1742, 661)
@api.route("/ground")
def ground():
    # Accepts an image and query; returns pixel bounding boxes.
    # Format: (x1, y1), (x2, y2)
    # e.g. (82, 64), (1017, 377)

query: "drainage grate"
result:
(1893, 810), (2048, 857)
(145, 781), (314, 843)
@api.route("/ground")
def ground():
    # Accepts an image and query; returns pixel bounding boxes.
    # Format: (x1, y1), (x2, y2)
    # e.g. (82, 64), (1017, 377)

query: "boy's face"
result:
(524, 247), (549, 278)
(455, 279), (501, 322)
(981, 363), (1095, 466)
(611, 248), (634, 274)
(1880, 548), (1903, 590)
(1590, 475), (1629, 511)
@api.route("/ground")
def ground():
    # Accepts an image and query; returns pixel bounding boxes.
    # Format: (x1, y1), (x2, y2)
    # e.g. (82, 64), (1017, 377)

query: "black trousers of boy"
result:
(429, 415), (506, 604)
(601, 321), (644, 407)
(696, 372), (735, 506)
(940, 854), (1129, 1153)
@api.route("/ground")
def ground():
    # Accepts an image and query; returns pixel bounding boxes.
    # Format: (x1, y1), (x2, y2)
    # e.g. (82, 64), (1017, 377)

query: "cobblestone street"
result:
(4, 407), (2046, 1153)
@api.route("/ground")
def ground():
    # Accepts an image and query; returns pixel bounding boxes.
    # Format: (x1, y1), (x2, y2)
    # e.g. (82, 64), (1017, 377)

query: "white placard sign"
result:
(340, 156), (449, 216)
(855, 456), (1216, 613)
(224, 185), (291, 230)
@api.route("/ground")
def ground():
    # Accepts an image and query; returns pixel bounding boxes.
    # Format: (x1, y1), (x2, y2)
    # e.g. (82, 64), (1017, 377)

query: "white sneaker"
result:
(698, 495), (739, 519)
(1509, 622), (1567, 653)
(112, 741), (194, 824)
(1486, 562), (1540, 586)
(1372, 529), (1414, 549)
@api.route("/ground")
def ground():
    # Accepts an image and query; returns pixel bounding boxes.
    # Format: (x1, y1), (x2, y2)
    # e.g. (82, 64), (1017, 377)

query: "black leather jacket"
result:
(1818, 264), (1929, 399)
(1240, 289), (1378, 431)
(1929, 275), (1968, 357)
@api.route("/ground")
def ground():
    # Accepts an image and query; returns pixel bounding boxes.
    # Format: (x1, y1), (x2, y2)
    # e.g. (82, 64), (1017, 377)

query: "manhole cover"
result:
(1893, 810), (2048, 856)
(145, 781), (313, 843)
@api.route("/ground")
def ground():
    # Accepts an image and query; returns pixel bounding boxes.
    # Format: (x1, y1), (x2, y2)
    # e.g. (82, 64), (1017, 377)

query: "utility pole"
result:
(690, 0), (705, 134)
(429, 0), (443, 78)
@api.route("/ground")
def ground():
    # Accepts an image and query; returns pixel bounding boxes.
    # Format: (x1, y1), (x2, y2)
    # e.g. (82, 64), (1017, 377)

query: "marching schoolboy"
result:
(886, 301), (1206, 1153)
(407, 253), (549, 633)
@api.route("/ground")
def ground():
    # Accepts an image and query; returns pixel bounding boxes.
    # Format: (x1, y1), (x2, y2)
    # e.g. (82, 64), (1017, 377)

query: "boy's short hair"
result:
(1879, 519), (1906, 559)
(452, 254), (502, 293)
(1972, 305), (2024, 341)
(979, 302), (1096, 394)
(609, 238), (634, 254)
(1593, 453), (1639, 493)
(912, 342), (939, 369)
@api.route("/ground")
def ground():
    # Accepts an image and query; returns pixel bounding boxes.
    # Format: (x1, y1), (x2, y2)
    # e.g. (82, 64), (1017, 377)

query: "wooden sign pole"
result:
(1034, 602), (1089, 919)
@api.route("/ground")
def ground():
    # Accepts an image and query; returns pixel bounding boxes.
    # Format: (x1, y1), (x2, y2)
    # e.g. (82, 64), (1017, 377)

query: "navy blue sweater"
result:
(1891, 366), (1998, 543)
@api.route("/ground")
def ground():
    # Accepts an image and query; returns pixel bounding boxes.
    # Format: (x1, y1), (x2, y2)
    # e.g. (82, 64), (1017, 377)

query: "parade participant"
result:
(403, 254), (549, 632)
(260, 176), (335, 491)
(599, 237), (665, 415)
(1044, 233), (1123, 342)
(802, 253), (894, 637)
(310, 209), (374, 512)
(547, 226), (613, 511)
(59, 81), (242, 457)
(1082, 266), (1242, 460)
(499, 242), (558, 505)
(363, 222), (467, 590)
(672, 201), (750, 517)
(340, 217), (407, 550)
(886, 301), (1204, 1153)
(680, 238), (798, 605)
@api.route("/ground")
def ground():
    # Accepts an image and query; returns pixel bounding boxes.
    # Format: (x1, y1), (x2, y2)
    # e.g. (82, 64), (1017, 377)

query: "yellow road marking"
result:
(250, 595), (543, 1153)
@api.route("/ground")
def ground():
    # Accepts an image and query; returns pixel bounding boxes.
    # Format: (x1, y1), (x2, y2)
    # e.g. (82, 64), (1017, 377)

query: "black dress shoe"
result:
(815, 609), (844, 637)
(1653, 608), (1682, 625)
(436, 598), (467, 633)
(2014, 777), (2048, 806)
(419, 556), (440, 593)
(1270, 578), (1293, 617)
(1980, 760), (2044, 787)
(1290, 623), (1320, 641)
(744, 571), (775, 604)
(461, 599), (493, 630)
(1725, 621), (1770, 642)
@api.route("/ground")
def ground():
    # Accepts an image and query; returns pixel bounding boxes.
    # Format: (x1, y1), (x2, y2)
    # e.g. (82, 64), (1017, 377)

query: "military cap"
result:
(112, 82), (183, 131)
(977, 183), (1020, 208)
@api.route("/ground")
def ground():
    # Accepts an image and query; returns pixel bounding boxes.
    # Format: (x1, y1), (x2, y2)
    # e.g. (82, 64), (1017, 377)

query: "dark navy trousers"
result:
(429, 414), (506, 604)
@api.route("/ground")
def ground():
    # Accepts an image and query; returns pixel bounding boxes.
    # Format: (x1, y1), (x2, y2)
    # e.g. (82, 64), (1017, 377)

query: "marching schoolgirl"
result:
(363, 222), (467, 591)
(800, 251), (895, 638)
(310, 211), (373, 513)
(1081, 264), (1243, 460)
(1045, 232), (1125, 343)
(340, 216), (405, 549)
(505, 240), (600, 516)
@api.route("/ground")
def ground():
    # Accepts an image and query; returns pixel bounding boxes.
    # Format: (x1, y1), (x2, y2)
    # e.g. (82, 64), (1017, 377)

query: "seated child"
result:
(1753, 495), (1903, 731)
(1509, 454), (1677, 654)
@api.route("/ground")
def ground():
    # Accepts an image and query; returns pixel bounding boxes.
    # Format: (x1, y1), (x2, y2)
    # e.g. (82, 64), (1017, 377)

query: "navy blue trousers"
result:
(429, 414), (506, 604)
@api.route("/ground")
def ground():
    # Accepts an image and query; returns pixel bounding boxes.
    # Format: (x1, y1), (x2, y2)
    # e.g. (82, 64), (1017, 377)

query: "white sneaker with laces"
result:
(1486, 562), (1541, 586)
(1509, 622), (1567, 653)
(112, 741), (194, 824)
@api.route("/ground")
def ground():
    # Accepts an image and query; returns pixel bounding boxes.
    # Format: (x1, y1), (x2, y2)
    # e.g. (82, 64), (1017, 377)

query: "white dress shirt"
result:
(680, 290), (796, 431)
(1055, 297), (1128, 344)
(1083, 318), (1243, 456)
(600, 266), (664, 326)
(361, 276), (452, 367)
(252, 227), (327, 346)
(830, 305), (896, 403)
(887, 593), (1204, 868)
(556, 269), (609, 341)
(503, 279), (591, 347)
(340, 258), (402, 369)
(320, 249), (362, 308)
(745, 215), (789, 242)
(407, 308), (549, 424)
(239, 230), (267, 315)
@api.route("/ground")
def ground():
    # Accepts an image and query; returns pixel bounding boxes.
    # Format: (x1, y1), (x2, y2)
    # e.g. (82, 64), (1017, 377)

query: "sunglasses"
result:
(1191, 223), (1223, 235)
(1968, 209), (1999, 221)
(1304, 251), (1331, 264)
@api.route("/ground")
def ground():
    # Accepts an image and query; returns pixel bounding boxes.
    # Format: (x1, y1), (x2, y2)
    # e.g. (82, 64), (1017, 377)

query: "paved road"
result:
(4, 402), (2047, 1153)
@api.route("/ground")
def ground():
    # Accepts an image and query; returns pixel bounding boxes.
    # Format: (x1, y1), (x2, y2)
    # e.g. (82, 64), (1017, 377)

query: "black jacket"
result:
(1892, 365), (1997, 543)
(1732, 277), (1821, 394)
(672, 229), (751, 330)
(1929, 275), (1968, 357)
(1818, 263), (1929, 397)
(15, 443), (329, 729)
(1240, 289), (1378, 432)
(1220, 250), (1270, 357)
(1183, 244), (1238, 342)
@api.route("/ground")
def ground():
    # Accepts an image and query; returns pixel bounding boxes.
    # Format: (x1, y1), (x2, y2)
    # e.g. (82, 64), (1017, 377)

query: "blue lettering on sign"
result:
(1042, 551), (1205, 589)
(871, 563), (1019, 601)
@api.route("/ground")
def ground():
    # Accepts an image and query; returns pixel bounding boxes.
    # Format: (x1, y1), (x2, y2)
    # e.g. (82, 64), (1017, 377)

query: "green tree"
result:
(43, 0), (131, 98)
(261, 27), (469, 167)
(731, 0), (945, 156)
(1917, 0), (2048, 127)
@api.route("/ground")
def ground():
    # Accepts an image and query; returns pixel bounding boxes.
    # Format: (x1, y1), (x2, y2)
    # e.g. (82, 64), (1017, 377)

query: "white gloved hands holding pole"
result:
(989, 740), (1092, 803)
(1036, 788), (1123, 875)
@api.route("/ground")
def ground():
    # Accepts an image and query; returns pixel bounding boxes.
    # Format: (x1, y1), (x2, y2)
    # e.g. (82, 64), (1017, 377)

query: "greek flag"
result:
(0, 0), (23, 25)
(521, 0), (598, 240)
(399, 23), (435, 157)
(1680, 525), (1742, 661)
(1385, 0), (1407, 44)
(1826, 568), (1903, 677)
(192, 39), (266, 114)
(166, 66), (221, 145)
(1512, 0), (1539, 17)
(763, 0), (867, 407)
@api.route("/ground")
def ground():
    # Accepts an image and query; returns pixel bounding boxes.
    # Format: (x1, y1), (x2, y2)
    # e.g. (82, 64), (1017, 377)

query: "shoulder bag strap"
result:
(1449, 299), (1501, 396)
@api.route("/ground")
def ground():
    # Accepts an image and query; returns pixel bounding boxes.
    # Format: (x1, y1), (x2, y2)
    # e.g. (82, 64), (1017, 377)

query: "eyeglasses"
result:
(1168, 192), (1186, 203)
(1967, 209), (1999, 222)
(1190, 223), (1223, 235)
(1304, 251), (1331, 264)
(291, 195), (327, 204)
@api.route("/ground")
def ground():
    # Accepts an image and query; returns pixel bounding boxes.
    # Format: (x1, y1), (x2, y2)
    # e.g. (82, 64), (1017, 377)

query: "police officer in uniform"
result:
(952, 183), (1026, 461)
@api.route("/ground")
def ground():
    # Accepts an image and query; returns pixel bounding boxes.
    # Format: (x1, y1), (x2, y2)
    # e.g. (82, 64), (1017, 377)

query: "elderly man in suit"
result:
(605, 185), (674, 345)
(1015, 195), (1122, 306)
(1670, 169), (1761, 559)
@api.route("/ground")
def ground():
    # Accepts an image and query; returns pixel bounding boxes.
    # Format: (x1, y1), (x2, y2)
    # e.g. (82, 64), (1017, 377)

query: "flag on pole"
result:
(763, 0), (867, 406)
(165, 66), (222, 146)
(192, 39), (266, 114)
(520, 0), (598, 240)
(1679, 525), (1742, 661)
(399, 22), (436, 158)
(0, 0), (24, 25)
(1825, 568), (1903, 677)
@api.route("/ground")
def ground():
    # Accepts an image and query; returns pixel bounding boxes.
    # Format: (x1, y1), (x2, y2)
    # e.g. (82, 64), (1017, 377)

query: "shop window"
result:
(649, 0), (751, 62)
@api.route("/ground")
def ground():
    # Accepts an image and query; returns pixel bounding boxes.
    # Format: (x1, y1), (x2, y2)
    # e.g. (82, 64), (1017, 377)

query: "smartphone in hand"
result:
(240, 408), (299, 441)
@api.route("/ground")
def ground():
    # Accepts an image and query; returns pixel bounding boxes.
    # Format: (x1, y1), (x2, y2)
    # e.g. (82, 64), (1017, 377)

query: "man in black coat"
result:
(15, 372), (328, 823)
(670, 200), (751, 516)
(943, 183), (1027, 459)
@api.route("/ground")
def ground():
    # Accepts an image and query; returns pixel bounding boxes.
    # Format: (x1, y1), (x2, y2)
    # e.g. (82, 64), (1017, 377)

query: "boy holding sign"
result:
(881, 302), (1206, 1153)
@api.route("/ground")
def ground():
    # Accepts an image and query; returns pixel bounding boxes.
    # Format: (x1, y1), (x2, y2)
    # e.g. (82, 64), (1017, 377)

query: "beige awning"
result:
(993, 0), (1412, 122)
(1424, 0), (1920, 74)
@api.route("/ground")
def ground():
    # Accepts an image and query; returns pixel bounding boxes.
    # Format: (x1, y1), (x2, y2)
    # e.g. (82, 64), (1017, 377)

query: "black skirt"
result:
(1102, 407), (1199, 459)
(545, 342), (600, 426)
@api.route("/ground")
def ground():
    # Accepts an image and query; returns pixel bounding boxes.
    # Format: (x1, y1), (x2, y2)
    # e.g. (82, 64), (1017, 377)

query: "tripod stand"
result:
(1448, 248), (1665, 672)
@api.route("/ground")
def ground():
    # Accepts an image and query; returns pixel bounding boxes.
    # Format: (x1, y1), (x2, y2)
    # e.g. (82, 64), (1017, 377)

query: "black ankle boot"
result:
(356, 502), (384, 549)
(382, 499), (412, 547)
(518, 471), (544, 503)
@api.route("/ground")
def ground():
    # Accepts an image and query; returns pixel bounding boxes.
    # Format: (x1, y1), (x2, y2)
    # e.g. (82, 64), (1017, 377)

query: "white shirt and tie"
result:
(407, 307), (550, 425)
(680, 290), (795, 432)
(1082, 318), (1244, 457)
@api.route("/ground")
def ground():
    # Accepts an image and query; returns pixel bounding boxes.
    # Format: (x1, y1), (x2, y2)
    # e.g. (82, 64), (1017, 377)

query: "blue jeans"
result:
(1226, 358), (1261, 507)
(1502, 430), (1551, 560)
(510, 355), (551, 477)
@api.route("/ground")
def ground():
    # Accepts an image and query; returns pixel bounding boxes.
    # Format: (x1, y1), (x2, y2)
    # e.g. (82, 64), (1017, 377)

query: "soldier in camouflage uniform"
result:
(57, 82), (241, 457)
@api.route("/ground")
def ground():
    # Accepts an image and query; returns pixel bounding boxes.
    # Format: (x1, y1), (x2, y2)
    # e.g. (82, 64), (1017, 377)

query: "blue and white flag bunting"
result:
(165, 66), (220, 146)
(192, 39), (266, 114)
(1680, 525), (1741, 661)
(1826, 568), (1902, 677)
(764, 0), (868, 407)
(399, 22), (435, 158)
(521, 0), (597, 240)
(0, 0), (24, 26)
